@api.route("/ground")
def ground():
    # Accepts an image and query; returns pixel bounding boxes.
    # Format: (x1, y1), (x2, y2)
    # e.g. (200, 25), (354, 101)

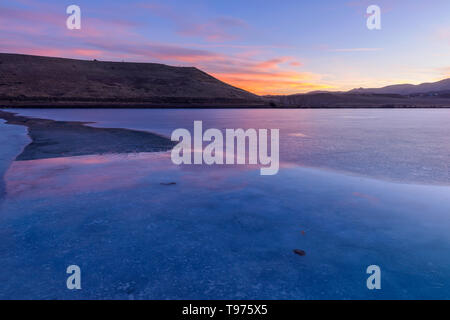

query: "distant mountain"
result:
(348, 78), (450, 95)
(264, 77), (450, 108)
(0, 53), (263, 107)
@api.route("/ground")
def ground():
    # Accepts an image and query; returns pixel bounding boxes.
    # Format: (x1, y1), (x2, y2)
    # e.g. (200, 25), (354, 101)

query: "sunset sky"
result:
(1, 0), (449, 95)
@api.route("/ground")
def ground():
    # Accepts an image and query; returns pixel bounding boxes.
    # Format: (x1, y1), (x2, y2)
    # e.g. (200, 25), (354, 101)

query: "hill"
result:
(0, 53), (263, 107)
(348, 78), (450, 95)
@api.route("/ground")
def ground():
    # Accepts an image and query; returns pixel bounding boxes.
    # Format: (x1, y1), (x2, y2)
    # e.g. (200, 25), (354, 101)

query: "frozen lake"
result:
(0, 108), (449, 299)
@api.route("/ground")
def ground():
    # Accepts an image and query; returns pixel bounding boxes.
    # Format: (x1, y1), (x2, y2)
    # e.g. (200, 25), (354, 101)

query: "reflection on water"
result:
(6, 153), (174, 198)
(5, 152), (264, 198)
(10, 108), (450, 184)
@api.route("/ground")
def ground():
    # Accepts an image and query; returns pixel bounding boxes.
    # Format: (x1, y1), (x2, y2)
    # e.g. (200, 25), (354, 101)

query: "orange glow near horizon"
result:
(212, 72), (334, 95)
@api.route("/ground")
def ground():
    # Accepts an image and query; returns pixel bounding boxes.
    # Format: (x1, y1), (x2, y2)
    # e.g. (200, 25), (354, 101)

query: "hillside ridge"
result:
(0, 53), (263, 107)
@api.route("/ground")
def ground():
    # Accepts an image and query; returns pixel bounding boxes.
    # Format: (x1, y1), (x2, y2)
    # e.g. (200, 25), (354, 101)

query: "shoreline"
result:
(2, 104), (450, 109)
(0, 103), (450, 110)
(0, 110), (175, 161)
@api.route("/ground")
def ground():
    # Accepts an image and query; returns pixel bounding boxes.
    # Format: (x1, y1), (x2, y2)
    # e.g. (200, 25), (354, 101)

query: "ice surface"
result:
(11, 108), (450, 184)
(0, 109), (449, 299)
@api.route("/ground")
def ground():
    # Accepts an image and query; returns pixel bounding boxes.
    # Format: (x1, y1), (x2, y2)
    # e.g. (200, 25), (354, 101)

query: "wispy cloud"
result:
(205, 57), (326, 94)
(328, 48), (383, 52)
(254, 57), (301, 69)
(436, 66), (450, 78)
(177, 17), (248, 42)
(140, 3), (248, 42)
(435, 27), (450, 46)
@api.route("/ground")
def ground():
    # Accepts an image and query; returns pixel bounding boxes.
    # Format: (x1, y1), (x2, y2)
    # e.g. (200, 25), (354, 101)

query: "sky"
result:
(1, 0), (449, 95)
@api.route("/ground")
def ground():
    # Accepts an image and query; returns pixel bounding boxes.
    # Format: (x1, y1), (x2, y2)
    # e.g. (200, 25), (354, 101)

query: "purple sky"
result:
(1, 0), (449, 94)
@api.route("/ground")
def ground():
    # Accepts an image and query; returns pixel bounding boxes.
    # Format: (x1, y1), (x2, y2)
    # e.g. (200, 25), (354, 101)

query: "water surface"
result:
(12, 108), (450, 184)
(0, 108), (449, 299)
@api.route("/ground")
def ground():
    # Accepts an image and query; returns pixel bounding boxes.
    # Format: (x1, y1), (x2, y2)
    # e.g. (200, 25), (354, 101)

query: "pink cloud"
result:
(290, 61), (302, 67)
(253, 57), (302, 70)
(141, 3), (248, 42)
(177, 17), (248, 42)
(74, 49), (103, 57)
(436, 27), (450, 45)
